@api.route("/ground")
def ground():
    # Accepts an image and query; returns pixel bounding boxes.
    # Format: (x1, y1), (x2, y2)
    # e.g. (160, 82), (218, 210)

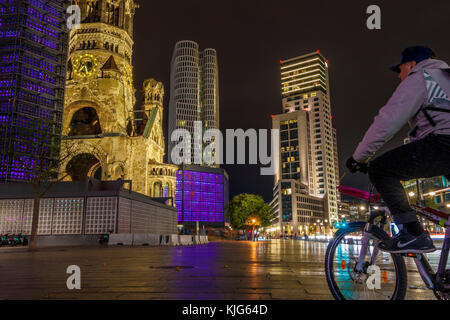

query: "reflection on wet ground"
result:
(0, 240), (443, 300)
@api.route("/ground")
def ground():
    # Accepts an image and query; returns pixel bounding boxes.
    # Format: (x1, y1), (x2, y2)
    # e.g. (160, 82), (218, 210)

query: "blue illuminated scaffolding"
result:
(0, 0), (68, 182)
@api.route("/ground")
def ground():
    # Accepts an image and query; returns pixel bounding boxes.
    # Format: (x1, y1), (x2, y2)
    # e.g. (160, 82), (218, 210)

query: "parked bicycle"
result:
(0, 234), (28, 247)
(98, 234), (110, 244)
(325, 185), (449, 300)
(0, 234), (8, 246)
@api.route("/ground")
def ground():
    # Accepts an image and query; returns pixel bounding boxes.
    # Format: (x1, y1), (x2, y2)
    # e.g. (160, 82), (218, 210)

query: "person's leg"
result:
(368, 134), (450, 226)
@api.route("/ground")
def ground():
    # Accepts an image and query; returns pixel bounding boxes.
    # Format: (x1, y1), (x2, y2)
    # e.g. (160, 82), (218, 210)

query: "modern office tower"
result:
(168, 40), (220, 166)
(169, 41), (226, 229)
(332, 129), (341, 200)
(270, 111), (328, 236)
(270, 51), (340, 235)
(175, 165), (229, 229)
(0, 0), (69, 182)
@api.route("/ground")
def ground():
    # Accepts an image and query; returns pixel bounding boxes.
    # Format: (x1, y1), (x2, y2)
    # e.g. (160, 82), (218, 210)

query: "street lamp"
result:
(248, 217), (259, 241)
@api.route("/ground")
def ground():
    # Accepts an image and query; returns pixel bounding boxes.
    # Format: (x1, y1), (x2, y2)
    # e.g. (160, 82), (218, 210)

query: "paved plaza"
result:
(0, 240), (441, 300)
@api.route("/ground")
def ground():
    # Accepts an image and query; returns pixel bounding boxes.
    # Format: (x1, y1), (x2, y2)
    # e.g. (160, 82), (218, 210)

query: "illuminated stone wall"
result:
(60, 0), (177, 199)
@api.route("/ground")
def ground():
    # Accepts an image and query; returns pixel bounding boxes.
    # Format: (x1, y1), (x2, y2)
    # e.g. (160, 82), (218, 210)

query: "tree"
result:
(14, 118), (80, 252)
(225, 194), (275, 237)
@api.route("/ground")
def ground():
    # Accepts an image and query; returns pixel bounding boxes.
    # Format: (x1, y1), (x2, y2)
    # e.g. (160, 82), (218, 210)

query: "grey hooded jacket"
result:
(353, 59), (450, 163)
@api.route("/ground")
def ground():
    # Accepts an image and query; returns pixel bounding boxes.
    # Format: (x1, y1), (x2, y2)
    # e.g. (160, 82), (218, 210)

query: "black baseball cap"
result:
(389, 46), (435, 73)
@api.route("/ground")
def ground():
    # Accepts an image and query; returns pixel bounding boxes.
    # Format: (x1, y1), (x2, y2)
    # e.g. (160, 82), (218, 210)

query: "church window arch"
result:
(68, 107), (102, 136)
(153, 182), (163, 198)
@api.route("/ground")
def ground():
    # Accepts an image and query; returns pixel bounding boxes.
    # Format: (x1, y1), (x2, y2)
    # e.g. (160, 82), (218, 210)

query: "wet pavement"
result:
(0, 240), (443, 300)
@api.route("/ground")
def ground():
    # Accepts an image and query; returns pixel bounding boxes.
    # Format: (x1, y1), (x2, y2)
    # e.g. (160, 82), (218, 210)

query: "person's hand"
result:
(346, 157), (368, 174)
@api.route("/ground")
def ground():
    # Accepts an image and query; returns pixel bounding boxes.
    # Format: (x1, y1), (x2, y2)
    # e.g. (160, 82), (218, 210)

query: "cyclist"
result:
(346, 46), (450, 254)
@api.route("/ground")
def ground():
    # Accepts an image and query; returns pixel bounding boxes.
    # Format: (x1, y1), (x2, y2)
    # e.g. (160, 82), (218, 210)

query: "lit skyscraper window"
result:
(281, 50), (328, 98)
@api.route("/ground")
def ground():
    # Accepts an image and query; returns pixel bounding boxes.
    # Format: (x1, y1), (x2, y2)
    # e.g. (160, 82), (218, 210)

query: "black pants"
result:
(368, 134), (450, 225)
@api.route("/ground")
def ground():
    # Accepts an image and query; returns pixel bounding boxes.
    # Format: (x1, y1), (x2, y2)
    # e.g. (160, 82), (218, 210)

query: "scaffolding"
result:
(0, 0), (69, 182)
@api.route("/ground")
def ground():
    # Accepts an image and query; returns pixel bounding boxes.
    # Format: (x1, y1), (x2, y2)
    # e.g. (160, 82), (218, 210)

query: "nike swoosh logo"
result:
(397, 238), (418, 248)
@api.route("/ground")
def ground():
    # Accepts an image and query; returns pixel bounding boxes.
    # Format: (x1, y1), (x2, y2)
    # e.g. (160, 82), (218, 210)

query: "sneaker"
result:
(378, 230), (436, 254)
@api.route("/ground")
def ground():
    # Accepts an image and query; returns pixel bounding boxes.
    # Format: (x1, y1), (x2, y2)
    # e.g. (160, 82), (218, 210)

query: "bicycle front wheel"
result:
(325, 222), (407, 300)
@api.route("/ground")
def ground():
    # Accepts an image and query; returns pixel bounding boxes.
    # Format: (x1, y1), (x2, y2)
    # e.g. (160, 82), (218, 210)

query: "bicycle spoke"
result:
(328, 227), (404, 300)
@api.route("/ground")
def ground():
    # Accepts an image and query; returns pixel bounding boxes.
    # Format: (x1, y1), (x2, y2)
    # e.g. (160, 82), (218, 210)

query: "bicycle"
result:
(325, 185), (450, 300)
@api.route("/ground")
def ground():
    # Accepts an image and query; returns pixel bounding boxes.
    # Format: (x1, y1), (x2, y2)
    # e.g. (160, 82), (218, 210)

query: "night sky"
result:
(132, 0), (450, 202)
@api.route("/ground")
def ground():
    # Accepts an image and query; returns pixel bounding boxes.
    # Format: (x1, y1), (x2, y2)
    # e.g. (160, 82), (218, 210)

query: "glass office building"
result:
(0, 0), (68, 182)
(175, 165), (229, 228)
(270, 51), (340, 235)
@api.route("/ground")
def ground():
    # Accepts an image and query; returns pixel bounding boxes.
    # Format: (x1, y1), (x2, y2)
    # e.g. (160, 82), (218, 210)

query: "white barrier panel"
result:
(193, 235), (209, 244)
(133, 234), (159, 246)
(167, 234), (180, 246)
(193, 235), (202, 245)
(179, 235), (194, 246)
(159, 234), (171, 246)
(109, 234), (206, 246)
(200, 235), (209, 244)
(109, 234), (133, 246)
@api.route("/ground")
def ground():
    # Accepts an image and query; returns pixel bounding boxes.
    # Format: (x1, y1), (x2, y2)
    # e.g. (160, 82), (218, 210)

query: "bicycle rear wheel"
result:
(325, 222), (407, 300)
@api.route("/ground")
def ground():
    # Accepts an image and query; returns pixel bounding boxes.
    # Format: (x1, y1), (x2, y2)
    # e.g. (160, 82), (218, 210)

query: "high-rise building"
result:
(270, 111), (329, 236)
(0, 0), (69, 182)
(168, 40), (219, 165)
(270, 51), (340, 235)
(168, 41), (227, 229)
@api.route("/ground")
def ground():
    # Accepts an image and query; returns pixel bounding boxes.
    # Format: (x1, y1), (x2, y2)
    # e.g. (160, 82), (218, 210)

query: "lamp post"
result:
(416, 179), (428, 228)
(359, 205), (366, 221)
(423, 191), (438, 232)
(251, 218), (256, 241)
(247, 217), (259, 241)
(316, 219), (322, 235)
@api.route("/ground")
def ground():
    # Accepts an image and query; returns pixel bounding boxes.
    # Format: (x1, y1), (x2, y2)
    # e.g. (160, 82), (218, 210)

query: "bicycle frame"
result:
(410, 206), (450, 291)
(338, 185), (450, 293)
(412, 224), (450, 291)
